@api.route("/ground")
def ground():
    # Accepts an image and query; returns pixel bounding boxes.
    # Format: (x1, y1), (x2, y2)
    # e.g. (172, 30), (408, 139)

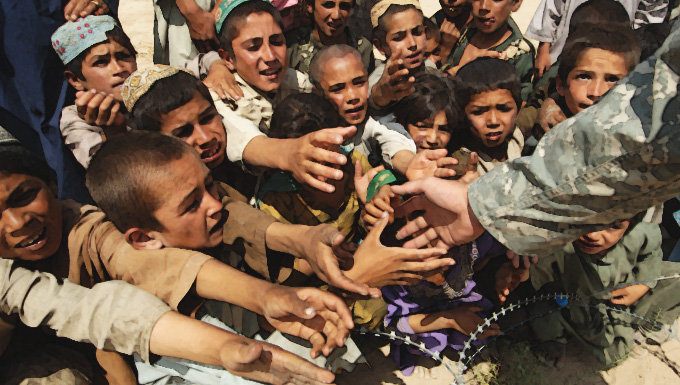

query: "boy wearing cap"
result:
(286, 0), (373, 74)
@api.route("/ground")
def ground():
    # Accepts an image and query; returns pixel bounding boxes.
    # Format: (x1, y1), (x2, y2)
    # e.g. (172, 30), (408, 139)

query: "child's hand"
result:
(346, 212), (454, 287)
(405, 148), (458, 181)
(353, 162), (386, 204)
(219, 337), (336, 385)
(458, 152), (480, 184)
(258, 286), (354, 359)
(536, 97), (567, 137)
(64, 0), (109, 21)
(371, 50), (415, 107)
(179, 0), (219, 52)
(203, 61), (244, 100)
(363, 185), (395, 229)
(534, 42), (552, 79)
(506, 249), (538, 269)
(495, 261), (530, 304)
(446, 51), (507, 77)
(442, 306), (501, 338)
(610, 284), (649, 306)
(75, 90), (126, 129)
(439, 19), (461, 62)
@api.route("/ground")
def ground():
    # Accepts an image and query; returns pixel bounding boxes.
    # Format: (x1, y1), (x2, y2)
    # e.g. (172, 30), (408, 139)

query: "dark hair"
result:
(394, 72), (456, 133)
(423, 17), (440, 43)
(129, 71), (215, 131)
(65, 26), (137, 80)
(86, 132), (196, 232)
(269, 92), (344, 139)
(373, 4), (423, 47)
(558, 23), (640, 82)
(454, 57), (521, 109)
(309, 44), (363, 86)
(568, 0), (630, 35)
(635, 22), (672, 61)
(219, 0), (283, 57)
(0, 145), (54, 185)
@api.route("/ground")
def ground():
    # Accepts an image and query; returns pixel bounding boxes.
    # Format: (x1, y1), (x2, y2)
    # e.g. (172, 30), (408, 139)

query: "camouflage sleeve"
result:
(468, 23), (680, 258)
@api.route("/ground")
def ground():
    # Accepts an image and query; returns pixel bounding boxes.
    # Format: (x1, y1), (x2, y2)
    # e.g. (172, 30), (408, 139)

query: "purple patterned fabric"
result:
(382, 232), (503, 375)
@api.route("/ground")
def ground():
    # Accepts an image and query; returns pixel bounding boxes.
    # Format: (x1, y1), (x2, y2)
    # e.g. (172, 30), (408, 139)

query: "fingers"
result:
(266, 344), (336, 384)
(65, 0), (96, 21)
(309, 145), (348, 168)
(319, 255), (376, 298)
(401, 227), (441, 249)
(302, 173), (337, 194)
(609, 297), (626, 305)
(312, 126), (357, 146)
(364, 211), (390, 243)
(400, 255), (455, 273)
(391, 180), (428, 198)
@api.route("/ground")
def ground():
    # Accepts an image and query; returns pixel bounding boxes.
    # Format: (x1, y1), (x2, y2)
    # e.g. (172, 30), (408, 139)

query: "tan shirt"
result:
(0, 259), (170, 362)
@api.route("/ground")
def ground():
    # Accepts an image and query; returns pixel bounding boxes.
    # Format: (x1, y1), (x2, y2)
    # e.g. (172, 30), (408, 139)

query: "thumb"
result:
(391, 179), (427, 196)
(365, 211), (389, 243)
(287, 294), (318, 320)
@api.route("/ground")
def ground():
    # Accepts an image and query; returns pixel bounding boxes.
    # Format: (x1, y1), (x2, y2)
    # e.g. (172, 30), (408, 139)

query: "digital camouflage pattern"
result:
(469, 21), (680, 258)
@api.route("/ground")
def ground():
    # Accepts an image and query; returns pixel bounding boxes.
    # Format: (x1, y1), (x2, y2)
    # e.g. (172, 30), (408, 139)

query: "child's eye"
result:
(605, 75), (621, 83)
(390, 32), (406, 42)
(93, 59), (108, 67)
(469, 109), (485, 116)
(321, 1), (335, 8)
(352, 77), (367, 86)
(412, 25), (425, 36)
(199, 112), (218, 125)
(12, 188), (40, 207)
(575, 73), (591, 80)
(184, 198), (201, 214)
(328, 84), (345, 93)
(497, 104), (514, 112)
(270, 35), (285, 46)
(174, 125), (194, 138)
(339, 2), (352, 11)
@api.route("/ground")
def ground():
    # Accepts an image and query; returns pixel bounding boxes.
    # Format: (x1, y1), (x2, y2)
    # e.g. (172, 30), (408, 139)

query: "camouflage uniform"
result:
(468, 21), (680, 258)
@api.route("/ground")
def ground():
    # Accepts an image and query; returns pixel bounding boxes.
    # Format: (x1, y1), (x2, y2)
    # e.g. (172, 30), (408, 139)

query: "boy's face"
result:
(309, 0), (353, 39)
(147, 153), (224, 250)
(574, 220), (629, 255)
(158, 92), (227, 169)
(319, 54), (369, 126)
(68, 39), (137, 101)
(424, 37), (442, 67)
(470, 0), (521, 35)
(465, 88), (517, 148)
(225, 12), (287, 93)
(440, 0), (469, 17)
(380, 8), (426, 70)
(558, 48), (628, 115)
(0, 173), (63, 261)
(407, 110), (451, 152)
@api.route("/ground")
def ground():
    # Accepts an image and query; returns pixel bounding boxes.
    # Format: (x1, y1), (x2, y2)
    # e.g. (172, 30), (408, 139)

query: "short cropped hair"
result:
(309, 44), (364, 86)
(0, 145), (53, 185)
(454, 57), (522, 110)
(129, 71), (214, 132)
(568, 0), (630, 35)
(86, 132), (196, 232)
(636, 22), (672, 61)
(558, 24), (640, 82)
(66, 26), (137, 80)
(373, 4), (423, 47)
(269, 93), (344, 139)
(394, 72), (456, 133)
(423, 17), (440, 43)
(218, 0), (283, 57)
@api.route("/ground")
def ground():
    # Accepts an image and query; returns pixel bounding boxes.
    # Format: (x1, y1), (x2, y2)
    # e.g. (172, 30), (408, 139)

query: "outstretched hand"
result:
(64, 0), (109, 21)
(353, 162), (386, 204)
(259, 286), (353, 359)
(392, 177), (485, 249)
(203, 61), (244, 100)
(405, 149), (458, 181)
(75, 90), (127, 130)
(371, 50), (415, 107)
(494, 260), (530, 304)
(346, 212), (454, 287)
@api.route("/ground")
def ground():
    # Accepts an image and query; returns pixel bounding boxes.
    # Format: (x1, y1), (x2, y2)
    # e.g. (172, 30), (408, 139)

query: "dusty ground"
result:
(117, 1), (680, 383)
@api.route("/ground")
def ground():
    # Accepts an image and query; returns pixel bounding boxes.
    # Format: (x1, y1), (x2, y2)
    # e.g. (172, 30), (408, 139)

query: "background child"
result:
(446, 0), (535, 101)
(526, 215), (680, 364)
(430, 0), (472, 65)
(52, 15), (137, 168)
(423, 18), (443, 68)
(452, 57), (523, 175)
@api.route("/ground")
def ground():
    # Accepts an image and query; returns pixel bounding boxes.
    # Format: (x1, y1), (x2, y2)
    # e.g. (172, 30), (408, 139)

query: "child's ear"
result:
(218, 48), (236, 71)
(556, 75), (566, 97)
(511, 0), (523, 12)
(373, 38), (387, 57)
(125, 228), (164, 250)
(64, 70), (86, 92)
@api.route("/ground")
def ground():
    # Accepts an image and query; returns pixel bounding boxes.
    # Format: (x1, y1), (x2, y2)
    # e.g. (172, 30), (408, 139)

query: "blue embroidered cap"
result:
(51, 15), (118, 65)
(215, 0), (269, 34)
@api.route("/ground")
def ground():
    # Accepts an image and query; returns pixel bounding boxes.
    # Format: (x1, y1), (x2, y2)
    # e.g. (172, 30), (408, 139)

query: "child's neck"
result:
(313, 27), (349, 46)
(469, 135), (509, 161)
(470, 22), (511, 50)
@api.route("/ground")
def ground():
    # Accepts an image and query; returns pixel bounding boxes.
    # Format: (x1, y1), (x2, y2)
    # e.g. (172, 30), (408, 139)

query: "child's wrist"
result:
(366, 170), (402, 202)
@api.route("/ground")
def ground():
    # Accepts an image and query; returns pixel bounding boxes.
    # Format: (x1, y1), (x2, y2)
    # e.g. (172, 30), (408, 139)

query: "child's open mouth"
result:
(406, 51), (422, 62)
(15, 227), (48, 251)
(345, 105), (365, 119)
(575, 239), (601, 252)
(201, 143), (223, 164)
(260, 66), (282, 80)
(486, 132), (503, 142)
(477, 16), (495, 26)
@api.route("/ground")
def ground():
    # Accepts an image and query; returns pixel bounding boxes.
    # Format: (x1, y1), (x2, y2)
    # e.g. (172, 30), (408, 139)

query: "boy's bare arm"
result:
(242, 127), (356, 193)
(150, 312), (336, 385)
(406, 307), (500, 338)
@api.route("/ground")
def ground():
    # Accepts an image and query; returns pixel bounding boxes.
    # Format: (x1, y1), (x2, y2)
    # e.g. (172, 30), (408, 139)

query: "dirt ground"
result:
(117, 1), (680, 383)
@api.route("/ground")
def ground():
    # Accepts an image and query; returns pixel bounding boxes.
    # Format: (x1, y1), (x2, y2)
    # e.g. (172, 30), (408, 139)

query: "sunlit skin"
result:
(0, 174), (63, 261)
(380, 8), (427, 70)
(440, 0), (470, 17)
(224, 12), (287, 93)
(574, 220), (630, 256)
(319, 53), (369, 126)
(158, 92), (227, 169)
(406, 110), (451, 152)
(464, 89), (518, 150)
(558, 48), (629, 115)
(469, 0), (521, 39)
(67, 38), (137, 100)
(309, 0), (353, 44)
(143, 153), (225, 250)
(299, 148), (353, 213)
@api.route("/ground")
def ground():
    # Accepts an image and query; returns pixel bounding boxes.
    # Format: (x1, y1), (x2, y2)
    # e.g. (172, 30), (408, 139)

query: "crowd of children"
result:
(1, 0), (679, 383)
